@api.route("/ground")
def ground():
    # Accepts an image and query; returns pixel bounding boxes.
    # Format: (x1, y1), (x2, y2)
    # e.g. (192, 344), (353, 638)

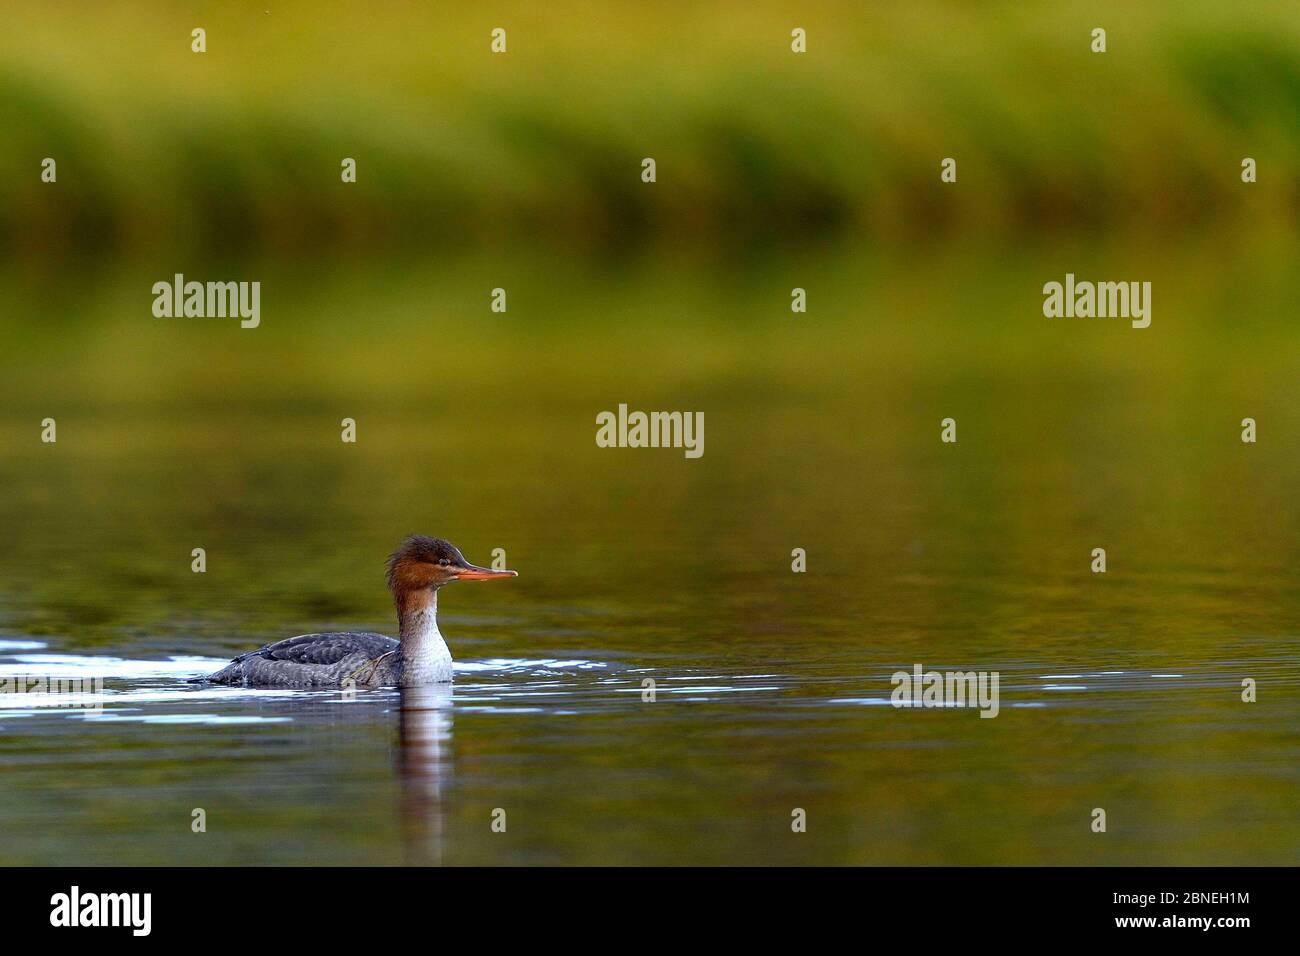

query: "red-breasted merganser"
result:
(200, 536), (516, 688)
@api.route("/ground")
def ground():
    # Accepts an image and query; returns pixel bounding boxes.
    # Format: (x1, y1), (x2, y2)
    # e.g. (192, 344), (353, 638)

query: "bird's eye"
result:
(438, 558), (449, 567)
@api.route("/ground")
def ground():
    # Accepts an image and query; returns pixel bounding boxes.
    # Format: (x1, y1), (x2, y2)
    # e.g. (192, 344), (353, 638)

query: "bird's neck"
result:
(396, 589), (452, 684)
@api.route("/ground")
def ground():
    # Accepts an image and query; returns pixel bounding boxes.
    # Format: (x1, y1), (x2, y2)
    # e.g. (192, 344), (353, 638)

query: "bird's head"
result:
(386, 535), (517, 595)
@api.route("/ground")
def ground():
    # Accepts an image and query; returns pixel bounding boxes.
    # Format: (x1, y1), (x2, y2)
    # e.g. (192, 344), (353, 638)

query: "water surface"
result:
(1, 244), (1298, 865)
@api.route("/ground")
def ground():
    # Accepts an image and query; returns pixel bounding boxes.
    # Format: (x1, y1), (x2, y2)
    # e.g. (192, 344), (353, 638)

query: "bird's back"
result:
(203, 631), (399, 687)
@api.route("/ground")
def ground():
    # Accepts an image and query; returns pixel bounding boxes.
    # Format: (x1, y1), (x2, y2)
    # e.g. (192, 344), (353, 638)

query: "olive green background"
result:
(0, 2), (1297, 864)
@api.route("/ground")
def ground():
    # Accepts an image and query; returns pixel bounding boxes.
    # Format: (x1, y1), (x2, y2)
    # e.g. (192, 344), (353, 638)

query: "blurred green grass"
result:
(2, 2), (1299, 438)
(2, 0), (1298, 262)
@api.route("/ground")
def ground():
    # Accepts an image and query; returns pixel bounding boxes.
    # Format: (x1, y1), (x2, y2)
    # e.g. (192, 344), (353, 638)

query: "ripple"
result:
(0, 653), (227, 679)
(455, 657), (608, 673)
(75, 711), (293, 726)
(0, 639), (47, 651)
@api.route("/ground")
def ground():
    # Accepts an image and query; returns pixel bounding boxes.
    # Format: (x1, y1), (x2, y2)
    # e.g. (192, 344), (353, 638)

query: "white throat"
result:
(399, 591), (453, 685)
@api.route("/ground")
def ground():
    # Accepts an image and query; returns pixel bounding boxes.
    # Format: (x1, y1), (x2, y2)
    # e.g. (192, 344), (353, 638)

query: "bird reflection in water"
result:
(396, 683), (453, 865)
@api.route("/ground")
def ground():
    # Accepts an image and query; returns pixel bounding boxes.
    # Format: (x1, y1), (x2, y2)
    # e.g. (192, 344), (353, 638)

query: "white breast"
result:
(399, 602), (454, 685)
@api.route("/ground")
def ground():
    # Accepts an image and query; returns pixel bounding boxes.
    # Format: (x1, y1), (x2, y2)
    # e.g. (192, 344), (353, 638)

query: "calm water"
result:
(1, 244), (1298, 865)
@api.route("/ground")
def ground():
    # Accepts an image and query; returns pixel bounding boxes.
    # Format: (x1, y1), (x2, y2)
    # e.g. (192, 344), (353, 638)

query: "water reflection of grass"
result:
(3, 231), (1300, 407)
(2, 1), (1298, 260)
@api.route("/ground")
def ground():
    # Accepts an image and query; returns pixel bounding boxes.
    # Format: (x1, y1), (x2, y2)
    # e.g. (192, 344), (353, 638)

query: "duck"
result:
(198, 535), (516, 687)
